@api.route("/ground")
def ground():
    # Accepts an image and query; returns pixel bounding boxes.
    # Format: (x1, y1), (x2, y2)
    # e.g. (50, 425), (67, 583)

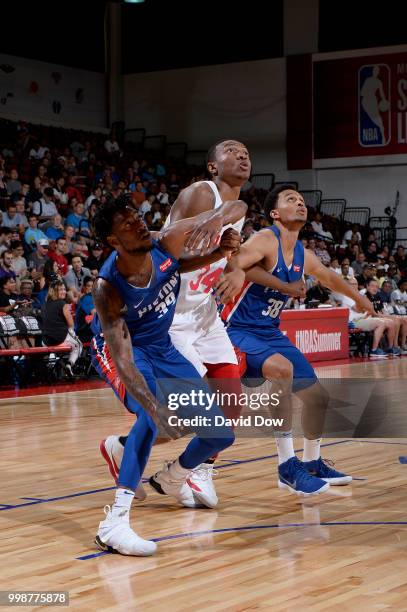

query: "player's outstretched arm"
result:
(215, 231), (305, 303)
(158, 200), (247, 260)
(304, 249), (375, 315)
(92, 278), (181, 439)
(178, 227), (241, 273)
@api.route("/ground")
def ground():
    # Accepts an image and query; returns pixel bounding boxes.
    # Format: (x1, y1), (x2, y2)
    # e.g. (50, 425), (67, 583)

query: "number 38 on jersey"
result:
(262, 297), (284, 319)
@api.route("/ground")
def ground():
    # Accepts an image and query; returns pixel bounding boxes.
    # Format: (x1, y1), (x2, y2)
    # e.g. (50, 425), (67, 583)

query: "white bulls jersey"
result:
(165, 180), (245, 375)
(165, 180), (245, 314)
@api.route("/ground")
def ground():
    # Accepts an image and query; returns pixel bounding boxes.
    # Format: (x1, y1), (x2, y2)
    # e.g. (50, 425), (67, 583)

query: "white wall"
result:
(124, 55), (407, 226)
(0, 54), (106, 131)
(124, 58), (287, 175)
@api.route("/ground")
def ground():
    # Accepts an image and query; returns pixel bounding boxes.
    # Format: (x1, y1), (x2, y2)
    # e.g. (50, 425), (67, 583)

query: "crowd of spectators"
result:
(1, 118), (407, 371)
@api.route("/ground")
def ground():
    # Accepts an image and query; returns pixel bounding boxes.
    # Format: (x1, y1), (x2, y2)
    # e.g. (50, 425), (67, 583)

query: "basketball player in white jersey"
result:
(101, 141), (302, 507)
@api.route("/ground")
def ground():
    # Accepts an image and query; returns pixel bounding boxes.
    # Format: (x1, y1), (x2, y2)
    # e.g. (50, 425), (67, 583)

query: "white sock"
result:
(302, 438), (321, 462)
(275, 431), (295, 465)
(109, 487), (134, 520)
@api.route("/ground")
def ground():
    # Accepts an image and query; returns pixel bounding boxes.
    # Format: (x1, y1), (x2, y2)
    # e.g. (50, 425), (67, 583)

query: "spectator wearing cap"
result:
(33, 187), (59, 222)
(86, 243), (105, 275)
(24, 214), (48, 249)
(10, 241), (27, 280)
(63, 255), (91, 296)
(1, 202), (27, 231)
(48, 237), (69, 276)
(0, 250), (17, 282)
(356, 263), (377, 289)
(45, 213), (64, 241)
(27, 239), (50, 279)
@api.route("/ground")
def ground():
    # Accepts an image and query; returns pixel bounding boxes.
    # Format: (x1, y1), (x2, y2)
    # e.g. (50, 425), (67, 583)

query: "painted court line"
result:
(77, 520), (407, 561)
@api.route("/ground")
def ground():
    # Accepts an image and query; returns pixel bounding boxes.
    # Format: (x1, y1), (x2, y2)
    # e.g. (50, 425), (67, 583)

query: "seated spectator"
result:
(351, 251), (366, 275)
(305, 279), (331, 305)
(41, 281), (82, 376)
(307, 238), (316, 253)
(27, 238), (50, 280)
(45, 213), (65, 241)
(330, 257), (341, 274)
(63, 225), (76, 255)
(131, 181), (146, 207)
(2, 202), (27, 230)
(13, 195), (29, 225)
(391, 279), (407, 314)
(0, 275), (20, 313)
(71, 234), (90, 259)
(143, 211), (155, 230)
(0, 227), (12, 256)
(394, 245), (407, 272)
(36, 259), (63, 305)
(338, 278), (395, 358)
(65, 175), (83, 202)
(65, 201), (89, 233)
(32, 187), (59, 221)
(86, 243), (106, 275)
(64, 255), (91, 296)
(357, 263), (377, 289)
(24, 214), (48, 249)
(378, 280), (393, 305)
(151, 200), (163, 227)
(84, 186), (102, 210)
(311, 212), (323, 234)
(341, 258), (355, 278)
(366, 241), (379, 263)
(156, 183), (169, 205)
(104, 133), (121, 156)
(53, 176), (68, 207)
(365, 278), (405, 354)
(383, 263), (400, 291)
(6, 168), (22, 196)
(10, 241), (27, 281)
(18, 278), (42, 312)
(75, 276), (95, 342)
(315, 239), (331, 265)
(48, 237), (69, 275)
(140, 194), (155, 216)
(0, 169), (8, 198)
(343, 223), (362, 244)
(0, 250), (17, 282)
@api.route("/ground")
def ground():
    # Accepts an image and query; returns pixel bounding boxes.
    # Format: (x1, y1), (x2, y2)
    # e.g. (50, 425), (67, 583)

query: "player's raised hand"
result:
(184, 213), (223, 254)
(214, 269), (246, 304)
(219, 227), (241, 258)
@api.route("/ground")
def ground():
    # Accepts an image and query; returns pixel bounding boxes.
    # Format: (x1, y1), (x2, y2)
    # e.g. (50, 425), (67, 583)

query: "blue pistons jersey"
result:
(222, 225), (304, 332)
(92, 240), (180, 347)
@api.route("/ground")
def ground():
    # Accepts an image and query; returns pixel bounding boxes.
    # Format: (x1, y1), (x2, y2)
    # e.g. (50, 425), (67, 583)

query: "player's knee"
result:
(263, 357), (293, 381)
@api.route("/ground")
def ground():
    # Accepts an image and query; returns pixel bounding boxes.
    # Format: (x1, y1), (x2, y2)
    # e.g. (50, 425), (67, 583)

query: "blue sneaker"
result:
(278, 456), (330, 496)
(303, 457), (352, 485)
(369, 348), (388, 359)
(386, 347), (401, 356)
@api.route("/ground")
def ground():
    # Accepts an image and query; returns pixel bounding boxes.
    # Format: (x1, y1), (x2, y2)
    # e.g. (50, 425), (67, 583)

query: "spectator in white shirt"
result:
(311, 212), (324, 235)
(10, 240), (27, 280)
(84, 186), (102, 210)
(156, 183), (169, 205)
(140, 194), (155, 216)
(343, 224), (362, 243)
(33, 187), (59, 221)
(391, 279), (407, 314)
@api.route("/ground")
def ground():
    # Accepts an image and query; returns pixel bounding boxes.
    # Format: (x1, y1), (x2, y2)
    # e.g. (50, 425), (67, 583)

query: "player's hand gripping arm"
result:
(304, 249), (375, 315)
(178, 227), (241, 273)
(92, 278), (182, 439)
(214, 231), (306, 303)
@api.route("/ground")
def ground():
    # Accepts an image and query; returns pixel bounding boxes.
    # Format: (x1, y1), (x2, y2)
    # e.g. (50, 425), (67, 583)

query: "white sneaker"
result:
(149, 460), (197, 508)
(95, 506), (156, 556)
(187, 463), (218, 508)
(100, 436), (147, 501)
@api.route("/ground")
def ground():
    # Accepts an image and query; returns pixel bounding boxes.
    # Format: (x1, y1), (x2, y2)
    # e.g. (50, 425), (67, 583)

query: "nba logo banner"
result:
(358, 64), (391, 147)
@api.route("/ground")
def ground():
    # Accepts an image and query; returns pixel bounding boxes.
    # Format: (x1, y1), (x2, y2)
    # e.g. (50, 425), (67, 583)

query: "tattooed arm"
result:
(92, 278), (181, 438)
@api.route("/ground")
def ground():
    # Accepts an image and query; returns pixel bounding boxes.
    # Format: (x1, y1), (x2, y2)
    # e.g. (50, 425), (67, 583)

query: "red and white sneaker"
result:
(187, 463), (218, 508)
(100, 436), (147, 501)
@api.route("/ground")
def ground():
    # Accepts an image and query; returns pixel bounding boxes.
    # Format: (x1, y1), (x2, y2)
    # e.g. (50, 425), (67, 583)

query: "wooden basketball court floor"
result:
(1, 358), (406, 611)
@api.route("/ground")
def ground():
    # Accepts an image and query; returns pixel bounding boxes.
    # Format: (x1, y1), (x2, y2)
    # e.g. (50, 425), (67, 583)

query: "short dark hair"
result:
(83, 275), (93, 286)
(10, 240), (22, 250)
(92, 194), (131, 245)
(366, 278), (377, 286)
(207, 140), (228, 164)
(0, 275), (13, 289)
(28, 213), (39, 221)
(264, 184), (298, 221)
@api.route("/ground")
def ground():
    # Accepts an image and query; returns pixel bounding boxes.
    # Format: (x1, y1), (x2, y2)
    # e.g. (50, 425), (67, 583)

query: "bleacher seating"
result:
(320, 198), (346, 221)
(344, 207), (370, 226)
(300, 189), (322, 210)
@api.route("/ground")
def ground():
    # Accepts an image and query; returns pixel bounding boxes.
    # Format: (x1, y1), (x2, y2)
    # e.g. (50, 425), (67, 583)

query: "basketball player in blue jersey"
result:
(218, 184), (375, 496)
(90, 194), (245, 556)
